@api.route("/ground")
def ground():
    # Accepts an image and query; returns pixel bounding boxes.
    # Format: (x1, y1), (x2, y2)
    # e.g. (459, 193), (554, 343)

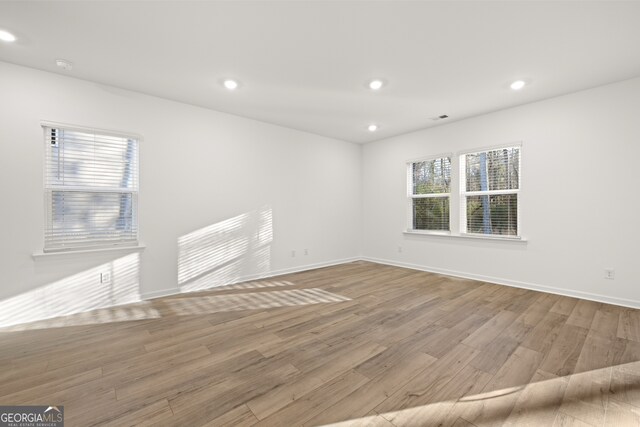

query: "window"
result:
(408, 156), (451, 231)
(460, 145), (520, 237)
(43, 125), (139, 251)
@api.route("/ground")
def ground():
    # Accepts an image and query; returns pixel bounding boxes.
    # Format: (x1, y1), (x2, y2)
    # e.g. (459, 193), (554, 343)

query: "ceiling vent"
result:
(430, 114), (449, 121)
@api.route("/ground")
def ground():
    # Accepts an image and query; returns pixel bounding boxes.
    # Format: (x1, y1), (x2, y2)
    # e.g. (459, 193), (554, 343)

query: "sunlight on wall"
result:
(178, 206), (273, 292)
(0, 253), (141, 328)
(163, 288), (351, 316)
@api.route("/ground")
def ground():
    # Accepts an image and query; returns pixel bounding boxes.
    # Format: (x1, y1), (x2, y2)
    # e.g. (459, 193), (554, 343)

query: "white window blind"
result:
(460, 146), (520, 237)
(408, 156), (451, 231)
(44, 125), (139, 251)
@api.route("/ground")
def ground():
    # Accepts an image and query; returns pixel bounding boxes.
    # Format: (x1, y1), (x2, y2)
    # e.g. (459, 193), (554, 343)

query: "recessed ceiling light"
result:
(367, 124), (378, 132)
(223, 79), (239, 90)
(510, 80), (526, 90)
(368, 79), (384, 90)
(55, 59), (73, 71)
(0, 30), (16, 42)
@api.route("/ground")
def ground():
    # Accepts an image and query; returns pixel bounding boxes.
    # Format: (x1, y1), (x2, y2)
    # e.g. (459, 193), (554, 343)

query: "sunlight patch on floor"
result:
(2, 286), (351, 331)
(3, 301), (161, 332)
(206, 279), (296, 292)
(320, 360), (640, 427)
(163, 288), (351, 316)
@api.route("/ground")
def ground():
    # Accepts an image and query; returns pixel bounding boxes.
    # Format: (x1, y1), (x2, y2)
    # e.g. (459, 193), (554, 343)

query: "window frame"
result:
(459, 143), (522, 239)
(405, 142), (523, 241)
(406, 154), (453, 234)
(41, 121), (141, 253)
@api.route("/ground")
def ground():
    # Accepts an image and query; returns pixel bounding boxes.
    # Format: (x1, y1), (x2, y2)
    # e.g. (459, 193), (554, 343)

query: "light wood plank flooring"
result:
(1, 261), (640, 426)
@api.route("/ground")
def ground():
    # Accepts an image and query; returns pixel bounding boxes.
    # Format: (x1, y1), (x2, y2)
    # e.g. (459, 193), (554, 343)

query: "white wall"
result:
(2, 59), (640, 328)
(362, 77), (640, 308)
(0, 61), (361, 327)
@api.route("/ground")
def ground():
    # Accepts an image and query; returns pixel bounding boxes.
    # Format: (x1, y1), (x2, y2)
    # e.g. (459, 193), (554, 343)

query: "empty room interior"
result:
(2, 1), (640, 426)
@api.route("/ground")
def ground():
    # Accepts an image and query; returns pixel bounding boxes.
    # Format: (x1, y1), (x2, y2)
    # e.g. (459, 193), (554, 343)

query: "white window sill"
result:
(404, 230), (527, 242)
(32, 244), (146, 259)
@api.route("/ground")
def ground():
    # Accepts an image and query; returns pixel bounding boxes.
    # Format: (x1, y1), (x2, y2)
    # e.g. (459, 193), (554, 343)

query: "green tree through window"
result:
(409, 157), (451, 231)
(462, 146), (520, 236)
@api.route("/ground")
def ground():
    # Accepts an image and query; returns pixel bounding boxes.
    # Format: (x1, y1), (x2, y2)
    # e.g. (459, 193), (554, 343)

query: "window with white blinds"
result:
(43, 125), (139, 251)
(408, 156), (451, 231)
(460, 146), (520, 237)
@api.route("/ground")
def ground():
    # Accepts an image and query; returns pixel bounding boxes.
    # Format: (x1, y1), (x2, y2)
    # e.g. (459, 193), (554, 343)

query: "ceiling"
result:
(1, 1), (640, 144)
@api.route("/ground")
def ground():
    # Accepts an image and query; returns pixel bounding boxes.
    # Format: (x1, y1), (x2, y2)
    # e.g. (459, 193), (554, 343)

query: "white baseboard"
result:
(248, 257), (361, 280)
(140, 288), (178, 300)
(361, 256), (640, 310)
(133, 254), (640, 309)
(140, 256), (360, 300)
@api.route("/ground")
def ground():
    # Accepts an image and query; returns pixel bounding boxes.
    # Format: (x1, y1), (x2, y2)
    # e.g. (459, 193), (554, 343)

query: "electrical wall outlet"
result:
(304, 249), (308, 256)
(604, 269), (615, 280)
(291, 250), (296, 258)
(398, 246), (403, 253)
(101, 272), (111, 283)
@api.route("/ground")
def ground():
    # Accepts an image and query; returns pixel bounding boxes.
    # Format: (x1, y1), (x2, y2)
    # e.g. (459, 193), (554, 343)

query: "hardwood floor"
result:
(1, 261), (640, 426)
